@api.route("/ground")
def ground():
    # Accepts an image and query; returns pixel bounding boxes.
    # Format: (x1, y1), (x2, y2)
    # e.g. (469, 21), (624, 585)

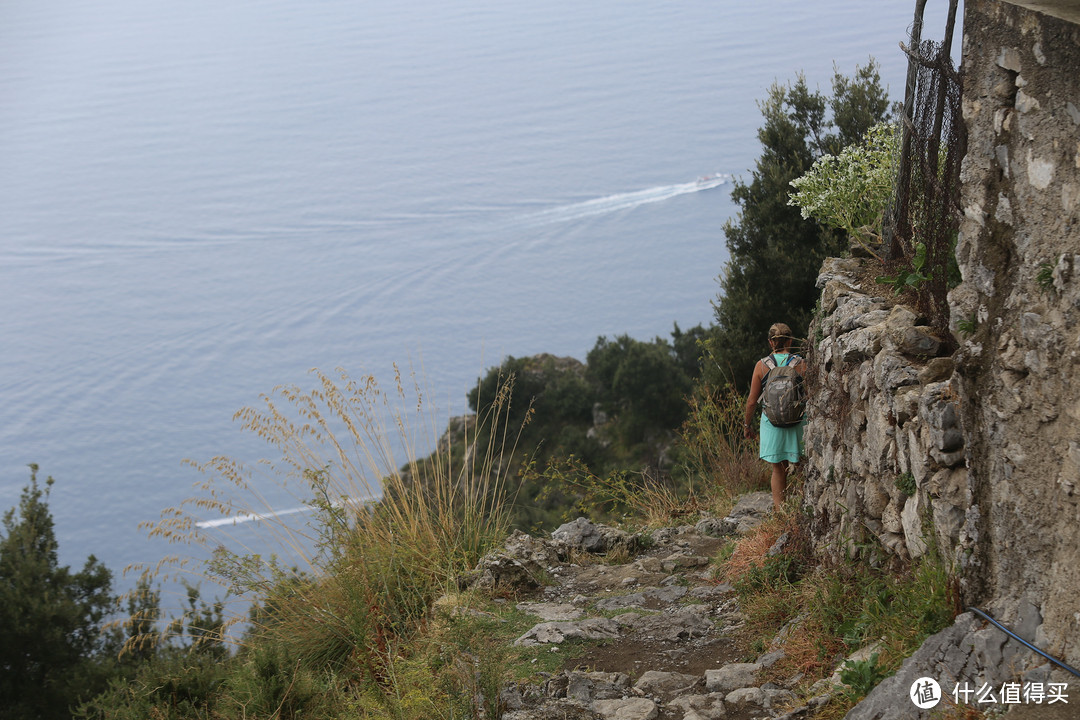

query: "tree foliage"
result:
(710, 62), (892, 389)
(467, 325), (707, 529)
(0, 465), (118, 719)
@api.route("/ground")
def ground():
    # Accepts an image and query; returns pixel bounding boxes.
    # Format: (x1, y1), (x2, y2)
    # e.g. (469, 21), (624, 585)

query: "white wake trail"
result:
(196, 496), (376, 529)
(516, 174), (728, 227)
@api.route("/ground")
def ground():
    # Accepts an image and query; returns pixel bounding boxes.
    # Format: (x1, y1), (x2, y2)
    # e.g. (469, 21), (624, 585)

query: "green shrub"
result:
(789, 121), (899, 259)
(839, 653), (888, 701)
(1037, 260), (1056, 293)
(1, 466), (119, 720)
(120, 366), (525, 716)
(895, 472), (917, 497)
(672, 384), (767, 501)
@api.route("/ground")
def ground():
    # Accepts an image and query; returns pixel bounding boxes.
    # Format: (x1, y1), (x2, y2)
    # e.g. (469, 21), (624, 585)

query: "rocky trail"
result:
(462, 493), (841, 720)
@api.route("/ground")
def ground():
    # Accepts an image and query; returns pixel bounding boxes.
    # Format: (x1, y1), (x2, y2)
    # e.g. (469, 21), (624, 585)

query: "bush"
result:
(789, 121), (899, 259)
(711, 62), (892, 389)
(716, 505), (955, 695)
(0, 466), (119, 720)
(123, 366), (523, 716)
(672, 384), (767, 499)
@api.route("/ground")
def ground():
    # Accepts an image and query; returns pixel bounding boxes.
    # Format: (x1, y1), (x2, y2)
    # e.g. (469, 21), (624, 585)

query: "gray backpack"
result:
(761, 354), (806, 427)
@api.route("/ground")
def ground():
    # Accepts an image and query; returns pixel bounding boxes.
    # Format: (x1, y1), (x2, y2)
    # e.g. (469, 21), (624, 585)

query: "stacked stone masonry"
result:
(805, 1), (1080, 705)
(951, 0), (1080, 676)
(804, 257), (971, 572)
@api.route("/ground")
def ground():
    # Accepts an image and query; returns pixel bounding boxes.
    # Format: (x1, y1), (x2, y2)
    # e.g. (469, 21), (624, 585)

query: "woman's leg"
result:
(770, 461), (789, 510)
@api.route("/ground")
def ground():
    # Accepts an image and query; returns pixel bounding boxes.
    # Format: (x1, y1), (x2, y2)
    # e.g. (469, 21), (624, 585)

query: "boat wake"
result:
(196, 495), (376, 529)
(515, 173), (728, 227)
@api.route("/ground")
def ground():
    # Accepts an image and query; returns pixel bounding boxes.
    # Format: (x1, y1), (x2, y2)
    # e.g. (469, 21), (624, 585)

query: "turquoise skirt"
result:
(759, 414), (805, 464)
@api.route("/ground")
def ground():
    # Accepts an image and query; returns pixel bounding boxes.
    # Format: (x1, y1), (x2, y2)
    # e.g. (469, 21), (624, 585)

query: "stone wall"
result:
(951, 0), (1080, 667)
(805, 0), (1080, 682)
(804, 259), (970, 572)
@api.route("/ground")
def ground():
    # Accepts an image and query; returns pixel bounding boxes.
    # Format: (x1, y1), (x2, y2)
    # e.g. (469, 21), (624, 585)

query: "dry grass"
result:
(122, 364), (526, 682)
(713, 490), (956, 707)
(720, 517), (790, 583)
(678, 385), (770, 502)
(658, 382), (774, 533)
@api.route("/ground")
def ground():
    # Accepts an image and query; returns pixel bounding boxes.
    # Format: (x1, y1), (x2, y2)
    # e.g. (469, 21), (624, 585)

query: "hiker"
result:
(743, 323), (807, 510)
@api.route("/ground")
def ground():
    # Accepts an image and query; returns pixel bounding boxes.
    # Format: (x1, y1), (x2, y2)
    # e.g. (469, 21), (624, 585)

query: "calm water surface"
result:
(0, 0), (958, 594)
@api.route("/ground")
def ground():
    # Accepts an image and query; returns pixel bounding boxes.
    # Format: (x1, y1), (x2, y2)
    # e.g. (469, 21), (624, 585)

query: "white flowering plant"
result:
(788, 121), (899, 260)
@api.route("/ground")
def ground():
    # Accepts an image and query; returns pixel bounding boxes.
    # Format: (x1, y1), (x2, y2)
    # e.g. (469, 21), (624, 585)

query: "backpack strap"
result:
(765, 353), (799, 369)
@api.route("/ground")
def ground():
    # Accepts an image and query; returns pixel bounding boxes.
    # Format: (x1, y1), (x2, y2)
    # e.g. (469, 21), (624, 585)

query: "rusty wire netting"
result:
(883, 2), (965, 337)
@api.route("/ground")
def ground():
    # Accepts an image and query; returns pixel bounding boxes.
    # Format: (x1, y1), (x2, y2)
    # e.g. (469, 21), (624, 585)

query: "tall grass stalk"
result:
(676, 385), (769, 505)
(129, 365), (526, 685)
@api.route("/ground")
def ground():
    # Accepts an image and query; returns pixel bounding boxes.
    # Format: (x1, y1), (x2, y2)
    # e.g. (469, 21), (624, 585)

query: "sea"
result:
(0, 0), (960, 603)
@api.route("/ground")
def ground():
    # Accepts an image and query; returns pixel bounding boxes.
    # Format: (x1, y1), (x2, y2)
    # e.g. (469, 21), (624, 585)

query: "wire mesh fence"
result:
(883, 0), (965, 337)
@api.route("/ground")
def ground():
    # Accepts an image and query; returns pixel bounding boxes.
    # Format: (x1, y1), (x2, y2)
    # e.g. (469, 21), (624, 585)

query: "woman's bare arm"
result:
(744, 361), (765, 438)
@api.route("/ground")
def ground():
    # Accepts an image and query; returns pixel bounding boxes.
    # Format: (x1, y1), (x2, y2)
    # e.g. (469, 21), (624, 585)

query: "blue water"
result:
(0, 0), (959, 596)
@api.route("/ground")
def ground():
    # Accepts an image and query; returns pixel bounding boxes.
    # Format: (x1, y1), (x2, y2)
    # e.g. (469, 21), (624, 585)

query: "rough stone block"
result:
(567, 671), (630, 702)
(895, 326), (943, 358)
(590, 697), (658, 720)
(724, 687), (766, 708)
(514, 617), (621, 646)
(668, 695), (726, 720)
(704, 663), (762, 693)
(632, 670), (700, 700)
(863, 478), (890, 519)
(901, 493), (929, 559)
(838, 327), (879, 362)
(997, 46), (1022, 72)
(874, 352), (920, 393)
(552, 517), (640, 555)
(882, 499), (903, 535)
(928, 468), (968, 506)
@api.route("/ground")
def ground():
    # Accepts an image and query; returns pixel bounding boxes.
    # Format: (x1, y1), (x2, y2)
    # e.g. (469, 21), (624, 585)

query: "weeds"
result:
(956, 313), (978, 338)
(838, 653), (888, 702)
(895, 472), (917, 498)
(534, 455), (704, 529)
(877, 241), (930, 295)
(717, 504), (957, 709)
(674, 384), (770, 506)
(116, 365), (528, 716)
(1037, 259), (1057, 294)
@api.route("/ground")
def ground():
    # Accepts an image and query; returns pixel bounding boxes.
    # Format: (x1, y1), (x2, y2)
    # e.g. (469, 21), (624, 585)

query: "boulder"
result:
(632, 670), (700, 699)
(504, 529), (566, 566)
(620, 608), (714, 641)
(467, 555), (540, 594)
(589, 697), (658, 720)
(668, 694), (726, 720)
(705, 662), (763, 693)
(694, 517), (732, 537)
(724, 492), (773, 534)
(724, 686), (766, 708)
(514, 617), (621, 646)
(552, 518), (640, 555)
(566, 671), (630, 702)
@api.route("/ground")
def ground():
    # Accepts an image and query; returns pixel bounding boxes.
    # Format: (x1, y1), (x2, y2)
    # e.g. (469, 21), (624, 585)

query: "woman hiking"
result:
(743, 323), (807, 510)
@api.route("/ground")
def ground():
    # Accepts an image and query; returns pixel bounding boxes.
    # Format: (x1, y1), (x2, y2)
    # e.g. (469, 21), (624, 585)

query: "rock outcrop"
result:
(950, 0), (1080, 673)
